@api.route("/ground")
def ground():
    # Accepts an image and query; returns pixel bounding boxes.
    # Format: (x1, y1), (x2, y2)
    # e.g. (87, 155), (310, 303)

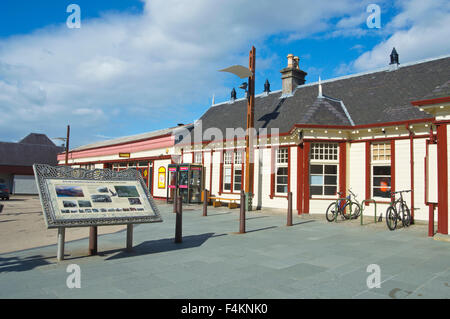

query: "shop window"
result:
(310, 143), (338, 197)
(275, 148), (288, 194)
(372, 142), (391, 198)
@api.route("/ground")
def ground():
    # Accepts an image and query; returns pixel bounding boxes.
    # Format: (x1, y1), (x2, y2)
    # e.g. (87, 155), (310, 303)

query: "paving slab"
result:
(0, 202), (449, 299)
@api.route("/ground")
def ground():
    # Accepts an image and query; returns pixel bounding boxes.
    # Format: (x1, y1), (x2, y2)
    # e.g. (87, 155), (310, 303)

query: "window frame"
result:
(275, 148), (289, 196)
(371, 142), (392, 200)
(309, 143), (339, 198)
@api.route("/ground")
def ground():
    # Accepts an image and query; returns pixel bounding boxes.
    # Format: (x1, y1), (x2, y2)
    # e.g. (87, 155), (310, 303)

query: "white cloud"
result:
(343, 0), (450, 73)
(0, 0), (447, 147)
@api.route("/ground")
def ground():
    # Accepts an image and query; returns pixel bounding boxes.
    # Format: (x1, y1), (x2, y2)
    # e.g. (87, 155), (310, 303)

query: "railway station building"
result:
(58, 50), (450, 235)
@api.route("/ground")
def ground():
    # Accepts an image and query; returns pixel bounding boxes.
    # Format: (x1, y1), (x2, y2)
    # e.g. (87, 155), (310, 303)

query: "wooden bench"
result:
(208, 196), (239, 209)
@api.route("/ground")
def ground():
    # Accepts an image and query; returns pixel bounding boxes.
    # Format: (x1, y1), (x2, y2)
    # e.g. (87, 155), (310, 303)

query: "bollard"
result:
(0, 204), (3, 213)
(287, 192), (293, 226)
(88, 226), (98, 255)
(126, 224), (133, 252)
(175, 195), (182, 243)
(173, 190), (178, 214)
(57, 227), (65, 261)
(239, 190), (246, 234)
(203, 189), (208, 217)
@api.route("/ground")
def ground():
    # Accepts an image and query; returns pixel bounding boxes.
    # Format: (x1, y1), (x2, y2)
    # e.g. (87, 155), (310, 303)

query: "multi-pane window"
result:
(310, 143), (339, 196)
(372, 143), (391, 198)
(194, 152), (203, 164)
(223, 151), (243, 192)
(310, 143), (338, 161)
(234, 152), (243, 192)
(223, 152), (232, 191)
(275, 148), (288, 194)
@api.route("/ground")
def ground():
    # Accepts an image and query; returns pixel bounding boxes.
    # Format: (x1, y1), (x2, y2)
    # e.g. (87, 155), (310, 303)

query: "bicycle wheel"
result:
(350, 202), (361, 219)
(386, 207), (397, 231)
(400, 203), (411, 227)
(326, 202), (338, 222)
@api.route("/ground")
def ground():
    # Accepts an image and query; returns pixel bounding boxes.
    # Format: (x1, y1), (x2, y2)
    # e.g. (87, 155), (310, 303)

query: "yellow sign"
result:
(158, 167), (166, 189)
(143, 169), (148, 177)
(119, 153), (130, 158)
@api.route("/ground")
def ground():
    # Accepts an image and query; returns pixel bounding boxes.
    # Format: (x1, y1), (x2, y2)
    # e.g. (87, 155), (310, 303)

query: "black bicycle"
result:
(326, 189), (361, 222)
(385, 190), (411, 231)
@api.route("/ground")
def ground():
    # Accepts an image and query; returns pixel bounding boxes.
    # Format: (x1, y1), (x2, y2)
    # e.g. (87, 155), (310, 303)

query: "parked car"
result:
(0, 184), (9, 200)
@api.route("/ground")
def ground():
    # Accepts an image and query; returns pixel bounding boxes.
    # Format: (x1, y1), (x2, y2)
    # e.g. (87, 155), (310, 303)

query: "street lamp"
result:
(219, 46), (256, 211)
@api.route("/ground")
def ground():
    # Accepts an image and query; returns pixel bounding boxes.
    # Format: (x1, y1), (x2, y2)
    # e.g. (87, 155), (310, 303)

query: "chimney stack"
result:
(280, 54), (307, 96)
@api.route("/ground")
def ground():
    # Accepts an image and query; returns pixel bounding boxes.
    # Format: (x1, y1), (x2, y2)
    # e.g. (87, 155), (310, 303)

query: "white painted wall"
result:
(348, 142), (368, 213)
(395, 139), (412, 208)
(413, 138), (427, 221)
(152, 159), (171, 198)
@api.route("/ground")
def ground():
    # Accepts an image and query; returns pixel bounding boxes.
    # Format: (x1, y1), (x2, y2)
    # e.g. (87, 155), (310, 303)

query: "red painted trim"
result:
(150, 160), (154, 196)
(219, 150), (224, 195)
(390, 140), (395, 193)
(303, 142), (310, 214)
(297, 145), (304, 214)
(411, 96), (450, 106)
(436, 124), (448, 235)
(303, 138), (346, 143)
(349, 134), (429, 144)
(339, 142), (346, 198)
(292, 118), (432, 132)
(191, 152), (194, 163)
(209, 150), (213, 193)
(61, 155), (173, 166)
(0, 165), (34, 175)
(269, 147), (275, 199)
(287, 146), (291, 194)
(365, 141), (371, 206)
(410, 133), (415, 222)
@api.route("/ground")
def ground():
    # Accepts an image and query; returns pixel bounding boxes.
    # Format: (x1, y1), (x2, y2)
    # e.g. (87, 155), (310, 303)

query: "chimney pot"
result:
(280, 53), (307, 96)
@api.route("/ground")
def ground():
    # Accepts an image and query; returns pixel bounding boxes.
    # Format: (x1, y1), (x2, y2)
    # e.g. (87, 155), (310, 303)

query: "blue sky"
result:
(0, 0), (449, 148)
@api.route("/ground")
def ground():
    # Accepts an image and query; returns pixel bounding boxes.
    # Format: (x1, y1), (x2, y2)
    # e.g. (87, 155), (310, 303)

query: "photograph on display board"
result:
(91, 194), (112, 203)
(78, 200), (92, 207)
(114, 185), (139, 197)
(128, 197), (142, 205)
(55, 185), (84, 197)
(62, 200), (77, 208)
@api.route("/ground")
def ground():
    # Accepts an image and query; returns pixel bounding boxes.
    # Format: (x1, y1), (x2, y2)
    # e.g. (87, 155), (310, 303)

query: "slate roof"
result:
(0, 134), (63, 167)
(198, 55), (450, 135)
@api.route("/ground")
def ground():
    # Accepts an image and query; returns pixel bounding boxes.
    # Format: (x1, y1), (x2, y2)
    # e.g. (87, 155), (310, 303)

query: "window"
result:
(233, 152), (243, 192)
(223, 152), (232, 191)
(194, 152), (203, 164)
(372, 143), (391, 198)
(222, 151), (243, 193)
(275, 148), (288, 194)
(310, 143), (339, 196)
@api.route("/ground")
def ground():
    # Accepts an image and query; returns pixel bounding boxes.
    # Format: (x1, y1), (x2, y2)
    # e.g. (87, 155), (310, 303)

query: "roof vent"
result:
(264, 79), (271, 94)
(230, 88), (236, 102)
(389, 47), (399, 70)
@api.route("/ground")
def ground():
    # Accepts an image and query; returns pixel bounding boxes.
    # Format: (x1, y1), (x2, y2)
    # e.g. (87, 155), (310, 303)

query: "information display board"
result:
(33, 164), (162, 228)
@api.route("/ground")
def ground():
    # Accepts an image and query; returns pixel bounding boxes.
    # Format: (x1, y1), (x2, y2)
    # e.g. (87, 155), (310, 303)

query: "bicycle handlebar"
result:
(390, 190), (411, 195)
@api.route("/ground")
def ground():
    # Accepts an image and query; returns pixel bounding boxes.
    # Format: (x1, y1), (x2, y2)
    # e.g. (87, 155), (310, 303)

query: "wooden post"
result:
(239, 190), (246, 234)
(203, 189), (208, 216)
(244, 46), (256, 211)
(65, 125), (70, 165)
(287, 192), (293, 226)
(175, 196), (182, 243)
(126, 224), (133, 251)
(57, 227), (65, 261)
(88, 226), (98, 255)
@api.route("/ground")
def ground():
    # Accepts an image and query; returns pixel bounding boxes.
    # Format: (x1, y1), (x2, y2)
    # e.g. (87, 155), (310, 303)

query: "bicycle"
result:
(385, 190), (411, 231)
(326, 189), (361, 222)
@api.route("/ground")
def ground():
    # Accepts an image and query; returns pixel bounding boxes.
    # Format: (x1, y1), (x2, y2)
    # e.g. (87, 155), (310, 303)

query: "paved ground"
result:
(0, 202), (449, 299)
(0, 195), (126, 253)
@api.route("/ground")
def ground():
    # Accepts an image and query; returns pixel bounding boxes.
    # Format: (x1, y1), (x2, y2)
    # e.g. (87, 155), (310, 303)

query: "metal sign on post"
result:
(33, 164), (163, 260)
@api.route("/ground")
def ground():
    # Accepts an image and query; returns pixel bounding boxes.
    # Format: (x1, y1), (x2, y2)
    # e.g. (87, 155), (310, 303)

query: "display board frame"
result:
(33, 164), (162, 228)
